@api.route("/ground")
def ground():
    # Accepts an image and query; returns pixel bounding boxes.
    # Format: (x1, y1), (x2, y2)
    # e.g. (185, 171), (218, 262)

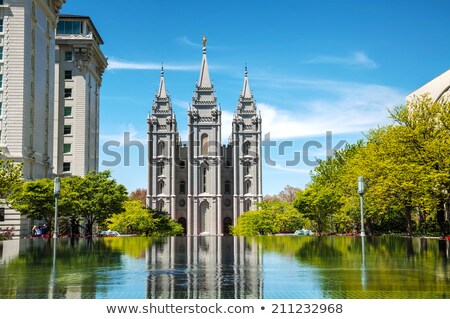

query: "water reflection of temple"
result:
(146, 236), (262, 298)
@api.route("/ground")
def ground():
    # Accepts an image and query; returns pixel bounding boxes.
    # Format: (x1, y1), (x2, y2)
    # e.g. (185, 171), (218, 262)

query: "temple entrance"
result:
(223, 217), (233, 235)
(178, 217), (187, 235)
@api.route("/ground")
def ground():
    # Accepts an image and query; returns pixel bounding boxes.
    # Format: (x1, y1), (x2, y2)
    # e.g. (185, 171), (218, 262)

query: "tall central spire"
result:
(198, 36), (211, 88)
(241, 66), (252, 98)
(157, 66), (168, 98)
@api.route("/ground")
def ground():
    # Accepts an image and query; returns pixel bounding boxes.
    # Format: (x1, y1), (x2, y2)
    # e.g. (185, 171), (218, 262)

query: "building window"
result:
(201, 166), (207, 193)
(245, 200), (252, 212)
(63, 143), (71, 153)
(156, 162), (164, 176)
(201, 133), (208, 156)
(0, 74), (3, 89)
(244, 163), (250, 175)
(64, 70), (72, 80)
(63, 162), (71, 172)
(64, 125), (71, 135)
(224, 199), (231, 207)
(0, 47), (3, 60)
(157, 141), (165, 156)
(225, 180), (231, 194)
(64, 88), (72, 98)
(243, 141), (251, 156)
(64, 106), (72, 116)
(57, 21), (82, 35)
(0, 208), (4, 222)
(245, 180), (251, 194)
(0, 19), (3, 33)
(180, 181), (186, 194)
(158, 200), (164, 211)
(0, 102), (2, 115)
(180, 160), (186, 169)
(179, 199), (186, 207)
(158, 180), (164, 193)
(64, 51), (73, 61)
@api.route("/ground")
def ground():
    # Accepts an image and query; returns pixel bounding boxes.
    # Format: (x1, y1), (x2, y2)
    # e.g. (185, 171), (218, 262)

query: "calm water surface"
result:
(0, 236), (449, 299)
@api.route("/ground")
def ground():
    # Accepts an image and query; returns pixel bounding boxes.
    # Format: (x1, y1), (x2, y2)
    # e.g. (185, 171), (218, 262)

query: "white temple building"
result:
(147, 38), (263, 235)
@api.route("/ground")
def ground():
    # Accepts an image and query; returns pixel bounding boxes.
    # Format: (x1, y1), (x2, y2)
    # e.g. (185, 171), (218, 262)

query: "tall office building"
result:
(53, 14), (107, 176)
(147, 38), (263, 235)
(0, 0), (65, 178)
(0, 0), (65, 237)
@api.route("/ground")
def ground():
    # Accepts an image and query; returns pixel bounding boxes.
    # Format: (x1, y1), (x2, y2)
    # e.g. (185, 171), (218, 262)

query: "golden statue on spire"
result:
(202, 36), (207, 47)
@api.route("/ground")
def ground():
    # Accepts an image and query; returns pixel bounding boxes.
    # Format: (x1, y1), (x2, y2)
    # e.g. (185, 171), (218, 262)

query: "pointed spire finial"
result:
(202, 36), (207, 54)
(241, 64), (252, 98)
(157, 64), (168, 98)
(161, 63), (164, 76)
(198, 36), (211, 87)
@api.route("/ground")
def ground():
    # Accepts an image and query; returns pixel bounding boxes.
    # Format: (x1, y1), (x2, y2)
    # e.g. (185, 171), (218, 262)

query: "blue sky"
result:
(61, 0), (450, 195)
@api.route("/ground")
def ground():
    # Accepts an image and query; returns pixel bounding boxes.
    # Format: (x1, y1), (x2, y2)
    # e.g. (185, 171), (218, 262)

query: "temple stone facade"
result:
(147, 40), (263, 235)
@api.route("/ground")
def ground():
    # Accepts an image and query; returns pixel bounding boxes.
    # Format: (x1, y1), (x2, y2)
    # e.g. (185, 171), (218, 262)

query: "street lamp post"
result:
(53, 177), (60, 239)
(358, 176), (365, 237)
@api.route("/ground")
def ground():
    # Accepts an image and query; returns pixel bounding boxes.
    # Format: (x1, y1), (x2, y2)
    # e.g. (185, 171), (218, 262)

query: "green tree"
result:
(129, 188), (147, 206)
(294, 186), (340, 235)
(78, 171), (128, 236)
(389, 94), (450, 235)
(8, 178), (56, 231)
(231, 209), (278, 236)
(58, 176), (83, 235)
(232, 200), (306, 236)
(0, 158), (22, 202)
(107, 200), (183, 236)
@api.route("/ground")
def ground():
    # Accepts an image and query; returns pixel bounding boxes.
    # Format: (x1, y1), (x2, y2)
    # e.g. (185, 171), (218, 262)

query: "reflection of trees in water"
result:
(257, 236), (450, 298)
(0, 238), (123, 298)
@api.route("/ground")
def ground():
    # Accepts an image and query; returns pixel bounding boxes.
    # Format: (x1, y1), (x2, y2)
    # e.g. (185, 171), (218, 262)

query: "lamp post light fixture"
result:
(53, 177), (60, 239)
(358, 176), (365, 237)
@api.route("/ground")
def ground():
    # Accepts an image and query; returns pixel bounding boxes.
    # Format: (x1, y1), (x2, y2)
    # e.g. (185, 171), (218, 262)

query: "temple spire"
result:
(198, 36), (211, 88)
(241, 65), (252, 98)
(157, 65), (168, 98)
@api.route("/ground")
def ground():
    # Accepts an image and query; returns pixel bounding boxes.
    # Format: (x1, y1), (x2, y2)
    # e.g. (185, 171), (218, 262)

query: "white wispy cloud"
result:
(107, 57), (198, 71)
(100, 124), (147, 145)
(304, 52), (377, 68)
(173, 99), (190, 110)
(177, 36), (202, 48)
(265, 164), (311, 174)
(252, 75), (405, 139)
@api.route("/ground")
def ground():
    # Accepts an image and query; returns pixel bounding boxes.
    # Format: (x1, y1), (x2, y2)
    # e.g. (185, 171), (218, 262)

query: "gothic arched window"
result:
(157, 141), (165, 156)
(201, 133), (208, 156)
(243, 141), (251, 156)
(245, 200), (252, 212)
(245, 180), (251, 194)
(180, 181), (186, 194)
(158, 180), (165, 193)
(158, 200), (164, 211)
(201, 165), (207, 193)
(157, 162), (164, 176)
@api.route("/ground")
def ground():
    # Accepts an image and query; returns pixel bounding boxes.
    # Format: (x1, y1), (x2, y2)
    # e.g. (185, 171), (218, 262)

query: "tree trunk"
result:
(436, 198), (445, 236)
(85, 223), (93, 237)
(405, 205), (413, 237)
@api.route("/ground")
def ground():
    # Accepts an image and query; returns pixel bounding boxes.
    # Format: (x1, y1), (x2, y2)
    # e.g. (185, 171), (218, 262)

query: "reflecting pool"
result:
(0, 236), (449, 299)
